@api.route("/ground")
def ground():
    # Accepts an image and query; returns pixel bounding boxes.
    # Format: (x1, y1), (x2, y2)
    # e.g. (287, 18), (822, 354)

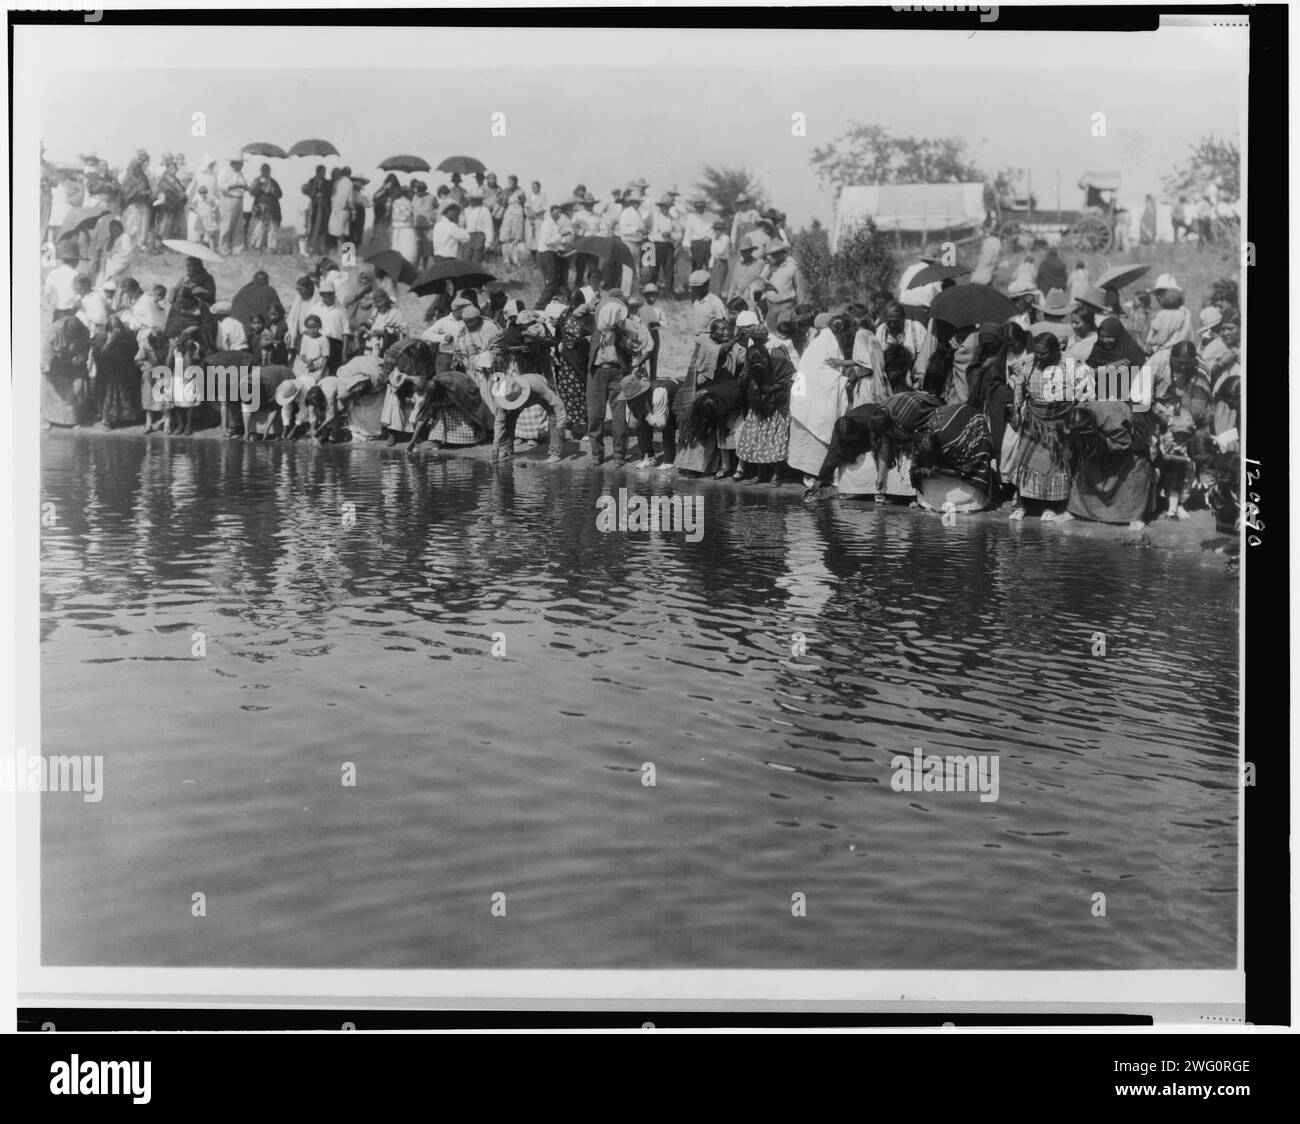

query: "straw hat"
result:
(687, 269), (711, 286)
(1199, 306), (1223, 333)
(1076, 287), (1110, 314)
(274, 380), (302, 407)
(1152, 273), (1182, 293)
(492, 374), (530, 410)
(1007, 278), (1040, 299)
(619, 373), (653, 402)
(1034, 288), (1076, 317)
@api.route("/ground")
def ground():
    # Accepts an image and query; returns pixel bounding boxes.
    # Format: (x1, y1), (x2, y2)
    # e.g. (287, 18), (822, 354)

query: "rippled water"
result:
(40, 436), (1239, 969)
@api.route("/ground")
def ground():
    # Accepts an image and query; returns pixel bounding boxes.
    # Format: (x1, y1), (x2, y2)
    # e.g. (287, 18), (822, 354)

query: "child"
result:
(191, 186), (220, 248)
(1155, 394), (1196, 519)
(640, 284), (664, 378)
(137, 329), (172, 434)
(293, 314), (330, 383)
(263, 306), (290, 365)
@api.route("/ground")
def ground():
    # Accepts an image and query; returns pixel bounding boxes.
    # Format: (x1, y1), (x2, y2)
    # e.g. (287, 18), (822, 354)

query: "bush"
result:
(791, 219), (896, 314)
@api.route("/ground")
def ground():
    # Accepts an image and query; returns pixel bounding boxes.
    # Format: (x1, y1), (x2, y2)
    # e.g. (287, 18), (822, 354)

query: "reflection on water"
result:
(40, 436), (1238, 969)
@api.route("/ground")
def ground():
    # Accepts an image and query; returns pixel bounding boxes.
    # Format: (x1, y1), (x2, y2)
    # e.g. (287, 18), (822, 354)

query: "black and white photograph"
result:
(8, 5), (1278, 1042)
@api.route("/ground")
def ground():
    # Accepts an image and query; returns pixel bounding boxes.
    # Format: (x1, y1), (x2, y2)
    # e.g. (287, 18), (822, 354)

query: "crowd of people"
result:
(39, 150), (1244, 537)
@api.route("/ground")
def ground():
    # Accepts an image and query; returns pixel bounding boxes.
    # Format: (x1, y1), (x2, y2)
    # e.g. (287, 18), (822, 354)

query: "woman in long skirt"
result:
(549, 292), (591, 438)
(94, 315), (144, 429)
(389, 190), (418, 265)
(734, 341), (793, 483)
(41, 315), (92, 428)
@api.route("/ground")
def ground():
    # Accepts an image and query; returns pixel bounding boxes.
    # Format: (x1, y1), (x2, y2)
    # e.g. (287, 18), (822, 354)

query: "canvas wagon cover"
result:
(833, 182), (985, 247)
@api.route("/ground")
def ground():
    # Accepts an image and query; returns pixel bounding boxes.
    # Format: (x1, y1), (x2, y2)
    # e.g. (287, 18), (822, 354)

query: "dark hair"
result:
(1000, 322), (1029, 353)
(911, 429), (944, 475)
(303, 386), (327, 411)
(726, 296), (748, 313)
(922, 337), (953, 398)
(869, 409), (899, 475)
(882, 343), (913, 383)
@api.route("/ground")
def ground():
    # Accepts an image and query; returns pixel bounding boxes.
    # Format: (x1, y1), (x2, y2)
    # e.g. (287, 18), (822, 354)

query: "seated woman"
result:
(910, 403), (999, 513)
(1059, 401), (1156, 529)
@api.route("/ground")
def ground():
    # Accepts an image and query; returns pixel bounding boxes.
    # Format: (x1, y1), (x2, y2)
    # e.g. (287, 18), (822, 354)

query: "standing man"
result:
(310, 278), (352, 373)
(328, 166), (354, 255)
(216, 153), (248, 256)
(726, 237), (764, 309)
(433, 201), (471, 261)
(462, 190), (496, 263)
(756, 242), (803, 330)
(571, 192), (601, 288)
(535, 200), (574, 308)
(617, 190), (647, 296)
(683, 198), (714, 275)
(647, 194), (676, 297)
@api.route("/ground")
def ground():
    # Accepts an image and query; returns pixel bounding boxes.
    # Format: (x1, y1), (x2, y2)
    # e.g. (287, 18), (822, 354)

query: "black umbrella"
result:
(906, 263), (969, 289)
(928, 284), (1015, 329)
(573, 235), (636, 269)
(55, 206), (111, 241)
(242, 142), (288, 159)
(380, 155), (431, 173)
(436, 155), (486, 176)
(287, 138), (340, 158)
(411, 259), (496, 295)
(364, 250), (419, 287)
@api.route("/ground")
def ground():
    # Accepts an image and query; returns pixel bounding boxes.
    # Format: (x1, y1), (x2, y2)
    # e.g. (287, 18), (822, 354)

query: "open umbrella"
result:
(1096, 263), (1150, 291)
(380, 155), (431, 173)
(436, 155), (486, 176)
(287, 139), (340, 158)
(364, 250), (419, 287)
(573, 235), (636, 269)
(906, 263), (969, 289)
(928, 284), (1014, 329)
(161, 238), (224, 264)
(411, 259), (496, 295)
(242, 142), (288, 159)
(55, 206), (111, 241)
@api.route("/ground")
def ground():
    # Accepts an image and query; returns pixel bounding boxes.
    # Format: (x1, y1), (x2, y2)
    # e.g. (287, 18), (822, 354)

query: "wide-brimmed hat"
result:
(274, 380), (302, 407)
(210, 300), (232, 315)
(1034, 288), (1076, 317)
(712, 217), (728, 229)
(687, 269), (711, 286)
(641, 283), (660, 296)
(619, 372), (652, 402)
(735, 310), (760, 329)
(450, 296), (472, 311)
(631, 177), (650, 189)
(655, 193), (674, 207)
(764, 241), (790, 258)
(1006, 278), (1040, 299)
(1199, 306), (1224, 333)
(1152, 273), (1182, 292)
(492, 373), (530, 410)
(1076, 286), (1109, 313)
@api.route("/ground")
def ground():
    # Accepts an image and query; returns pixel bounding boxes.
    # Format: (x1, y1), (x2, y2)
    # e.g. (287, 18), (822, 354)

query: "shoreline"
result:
(42, 424), (1237, 568)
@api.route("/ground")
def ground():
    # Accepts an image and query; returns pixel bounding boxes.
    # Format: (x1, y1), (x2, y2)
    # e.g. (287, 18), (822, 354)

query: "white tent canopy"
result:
(833, 182), (985, 249)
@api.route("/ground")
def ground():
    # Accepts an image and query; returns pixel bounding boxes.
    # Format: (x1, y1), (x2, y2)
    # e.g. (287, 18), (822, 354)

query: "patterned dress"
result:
(551, 308), (589, 435)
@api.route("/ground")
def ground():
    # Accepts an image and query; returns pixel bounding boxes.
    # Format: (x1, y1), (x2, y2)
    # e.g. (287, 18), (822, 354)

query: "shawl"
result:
(884, 390), (944, 436)
(1087, 316), (1148, 368)
(741, 345), (795, 419)
(44, 314), (90, 367)
(788, 327), (851, 443)
(163, 302), (216, 351)
(916, 403), (997, 494)
(230, 278), (285, 331)
(847, 328), (890, 406)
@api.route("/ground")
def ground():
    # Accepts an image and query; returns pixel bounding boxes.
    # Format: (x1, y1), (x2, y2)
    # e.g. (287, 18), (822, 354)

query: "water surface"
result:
(40, 436), (1239, 969)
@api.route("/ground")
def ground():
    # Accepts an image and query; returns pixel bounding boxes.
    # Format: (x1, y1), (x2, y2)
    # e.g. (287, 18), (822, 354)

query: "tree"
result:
(791, 219), (897, 314)
(694, 165), (767, 221)
(1163, 135), (1240, 199)
(810, 122), (984, 193)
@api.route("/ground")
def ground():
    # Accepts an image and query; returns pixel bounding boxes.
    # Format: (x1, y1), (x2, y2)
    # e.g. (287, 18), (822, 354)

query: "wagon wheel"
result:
(1068, 215), (1112, 253)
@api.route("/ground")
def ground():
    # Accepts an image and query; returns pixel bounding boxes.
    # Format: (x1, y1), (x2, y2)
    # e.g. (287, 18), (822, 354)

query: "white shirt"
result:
(463, 204), (495, 245)
(216, 317), (248, 351)
(536, 213), (566, 252)
(648, 209), (675, 241)
(683, 213), (713, 243)
(216, 165), (247, 200)
(44, 263), (81, 311)
(433, 216), (471, 258)
(617, 206), (645, 241)
(309, 301), (350, 342)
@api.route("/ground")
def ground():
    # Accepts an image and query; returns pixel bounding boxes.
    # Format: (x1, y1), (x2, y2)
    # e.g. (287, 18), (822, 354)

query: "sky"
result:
(27, 23), (1246, 229)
